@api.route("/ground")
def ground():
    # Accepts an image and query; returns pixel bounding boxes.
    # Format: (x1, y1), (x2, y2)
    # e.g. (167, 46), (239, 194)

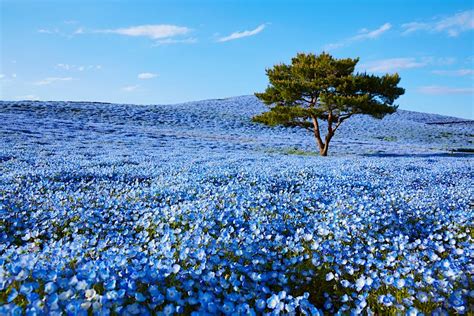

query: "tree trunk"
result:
(311, 114), (335, 157)
(320, 133), (333, 156)
(320, 146), (328, 156)
(311, 116), (324, 149)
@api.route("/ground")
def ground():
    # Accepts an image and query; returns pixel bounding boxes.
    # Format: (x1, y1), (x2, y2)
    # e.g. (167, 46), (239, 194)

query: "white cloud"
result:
(217, 24), (266, 42)
(56, 64), (102, 71)
(324, 23), (391, 50)
(34, 77), (73, 85)
(153, 37), (197, 46)
(418, 85), (474, 95)
(0, 73), (17, 81)
(56, 63), (71, 70)
(402, 10), (474, 37)
(431, 57), (456, 65)
(359, 56), (456, 73)
(432, 69), (474, 76)
(401, 22), (431, 34)
(16, 95), (40, 100)
(359, 58), (427, 72)
(74, 27), (84, 34)
(354, 23), (392, 40)
(122, 85), (139, 92)
(99, 24), (191, 40)
(138, 73), (158, 79)
(38, 28), (59, 34)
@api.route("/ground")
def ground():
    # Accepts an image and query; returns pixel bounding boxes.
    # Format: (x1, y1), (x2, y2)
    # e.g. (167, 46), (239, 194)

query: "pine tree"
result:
(253, 52), (405, 156)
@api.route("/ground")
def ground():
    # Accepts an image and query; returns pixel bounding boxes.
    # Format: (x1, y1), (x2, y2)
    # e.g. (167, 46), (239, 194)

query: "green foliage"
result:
(264, 147), (319, 156)
(254, 52), (405, 155)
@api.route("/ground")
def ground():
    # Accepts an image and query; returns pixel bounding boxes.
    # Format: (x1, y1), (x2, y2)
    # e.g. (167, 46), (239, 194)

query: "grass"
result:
(264, 147), (319, 156)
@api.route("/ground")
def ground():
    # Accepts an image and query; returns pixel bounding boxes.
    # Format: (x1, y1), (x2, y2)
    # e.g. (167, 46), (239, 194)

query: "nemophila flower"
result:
(126, 303), (141, 315)
(341, 294), (349, 303)
(47, 292), (59, 305)
(267, 294), (280, 309)
(104, 279), (116, 290)
(255, 298), (266, 311)
(406, 307), (420, 316)
(383, 275), (394, 286)
(19, 282), (35, 295)
(391, 278), (405, 289)
(355, 276), (366, 291)
(76, 280), (87, 291)
(7, 288), (19, 302)
(325, 272), (335, 281)
(448, 291), (465, 308)
(85, 289), (97, 300)
(44, 282), (57, 294)
(378, 294), (394, 307)
(171, 264), (181, 274)
(221, 301), (235, 314)
(60, 289), (74, 301)
(166, 287), (181, 302)
(416, 291), (429, 303)
(0, 98), (471, 314)
(324, 300), (332, 310)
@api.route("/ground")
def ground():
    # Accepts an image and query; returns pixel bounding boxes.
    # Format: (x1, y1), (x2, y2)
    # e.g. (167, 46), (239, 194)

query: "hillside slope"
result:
(0, 96), (472, 314)
(0, 96), (472, 160)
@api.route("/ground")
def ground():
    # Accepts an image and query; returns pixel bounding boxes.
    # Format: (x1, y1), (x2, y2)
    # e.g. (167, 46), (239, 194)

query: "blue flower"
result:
(255, 299), (266, 311)
(266, 294), (280, 309)
(7, 288), (19, 303)
(135, 292), (147, 302)
(325, 272), (335, 281)
(44, 282), (57, 294)
(166, 287), (181, 302)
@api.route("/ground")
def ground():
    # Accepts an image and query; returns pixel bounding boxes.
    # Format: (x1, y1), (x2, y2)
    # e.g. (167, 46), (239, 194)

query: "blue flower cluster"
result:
(0, 97), (472, 314)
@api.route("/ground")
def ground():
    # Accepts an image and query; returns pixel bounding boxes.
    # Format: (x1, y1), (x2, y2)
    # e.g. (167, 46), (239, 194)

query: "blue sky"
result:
(1, 0), (473, 118)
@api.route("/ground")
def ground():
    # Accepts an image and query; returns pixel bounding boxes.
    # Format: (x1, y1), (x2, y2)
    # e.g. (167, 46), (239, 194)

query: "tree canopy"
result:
(253, 52), (405, 156)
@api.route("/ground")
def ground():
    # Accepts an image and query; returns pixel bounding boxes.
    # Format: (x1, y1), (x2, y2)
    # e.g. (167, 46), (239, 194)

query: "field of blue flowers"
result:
(0, 96), (473, 315)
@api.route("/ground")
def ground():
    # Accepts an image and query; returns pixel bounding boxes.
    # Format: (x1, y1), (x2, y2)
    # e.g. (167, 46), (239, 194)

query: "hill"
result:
(0, 96), (472, 314)
(0, 96), (472, 160)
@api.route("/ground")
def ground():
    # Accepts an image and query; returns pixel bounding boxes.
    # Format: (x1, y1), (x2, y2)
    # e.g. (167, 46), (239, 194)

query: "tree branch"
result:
(333, 113), (353, 133)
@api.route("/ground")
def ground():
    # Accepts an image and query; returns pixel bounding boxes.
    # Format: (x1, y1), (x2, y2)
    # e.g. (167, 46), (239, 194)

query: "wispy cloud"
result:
(325, 23), (391, 50)
(359, 57), (427, 72)
(16, 94), (40, 100)
(38, 26), (82, 38)
(98, 24), (191, 40)
(354, 23), (392, 40)
(432, 69), (474, 76)
(122, 85), (139, 92)
(152, 37), (197, 46)
(56, 64), (102, 71)
(138, 73), (158, 80)
(359, 57), (456, 73)
(74, 27), (84, 35)
(38, 28), (60, 34)
(217, 24), (266, 42)
(402, 10), (474, 37)
(0, 73), (17, 82)
(34, 77), (73, 86)
(418, 85), (474, 95)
